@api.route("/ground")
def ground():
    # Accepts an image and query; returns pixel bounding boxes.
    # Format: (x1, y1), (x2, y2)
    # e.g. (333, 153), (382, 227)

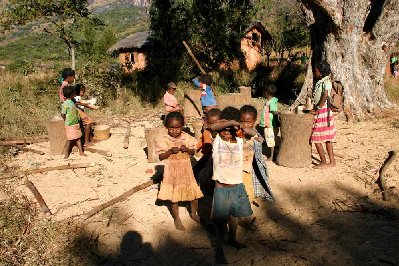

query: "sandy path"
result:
(13, 114), (399, 265)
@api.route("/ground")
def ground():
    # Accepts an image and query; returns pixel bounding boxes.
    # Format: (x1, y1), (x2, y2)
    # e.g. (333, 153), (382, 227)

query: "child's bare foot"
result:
(84, 142), (94, 147)
(313, 162), (329, 169)
(328, 162), (337, 167)
(80, 153), (88, 157)
(215, 249), (227, 264)
(64, 155), (69, 159)
(174, 219), (186, 231)
(227, 239), (247, 249)
(190, 213), (200, 223)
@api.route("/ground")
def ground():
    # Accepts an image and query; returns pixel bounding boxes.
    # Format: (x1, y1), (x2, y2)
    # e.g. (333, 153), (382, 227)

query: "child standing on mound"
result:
(260, 84), (279, 160)
(208, 107), (253, 264)
(192, 74), (217, 114)
(61, 85), (85, 159)
(156, 112), (203, 231)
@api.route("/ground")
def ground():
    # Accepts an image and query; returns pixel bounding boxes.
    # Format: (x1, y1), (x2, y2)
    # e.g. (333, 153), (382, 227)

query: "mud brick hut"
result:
(241, 21), (272, 71)
(108, 31), (150, 73)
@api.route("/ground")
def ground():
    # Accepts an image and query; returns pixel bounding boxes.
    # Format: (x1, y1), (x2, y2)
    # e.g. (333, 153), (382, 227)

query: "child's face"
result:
(167, 88), (176, 95)
(219, 127), (236, 142)
(206, 115), (220, 126)
(264, 90), (274, 99)
(240, 112), (256, 130)
(167, 118), (183, 138)
(80, 89), (85, 97)
(66, 75), (75, 84)
(314, 67), (322, 79)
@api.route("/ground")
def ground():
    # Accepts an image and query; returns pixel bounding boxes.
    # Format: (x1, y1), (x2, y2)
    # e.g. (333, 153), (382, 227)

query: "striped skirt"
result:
(310, 105), (336, 143)
(65, 124), (82, 141)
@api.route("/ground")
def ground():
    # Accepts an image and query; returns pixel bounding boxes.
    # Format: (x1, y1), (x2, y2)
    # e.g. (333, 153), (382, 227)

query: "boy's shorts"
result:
(264, 127), (279, 147)
(211, 184), (253, 222)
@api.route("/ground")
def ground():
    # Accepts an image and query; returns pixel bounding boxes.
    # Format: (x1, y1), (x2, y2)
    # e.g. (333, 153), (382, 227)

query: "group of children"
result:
(158, 73), (279, 264)
(59, 68), (98, 159)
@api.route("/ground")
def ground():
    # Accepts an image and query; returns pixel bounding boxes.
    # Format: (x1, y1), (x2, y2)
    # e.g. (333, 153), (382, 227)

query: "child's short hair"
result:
(240, 105), (257, 120)
(206, 108), (222, 119)
(220, 106), (240, 122)
(199, 74), (212, 86)
(63, 85), (75, 99)
(164, 111), (184, 127)
(265, 84), (277, 95)
(75, 83), (85, 95)
(316, 61), (331, 77)
(61, 68), (75, 80)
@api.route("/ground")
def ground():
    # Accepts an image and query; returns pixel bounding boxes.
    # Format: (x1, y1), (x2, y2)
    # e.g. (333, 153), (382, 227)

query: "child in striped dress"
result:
(311, 61), (336, 169)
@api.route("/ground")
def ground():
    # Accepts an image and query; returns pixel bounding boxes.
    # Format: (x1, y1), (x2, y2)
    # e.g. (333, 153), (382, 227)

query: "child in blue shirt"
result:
(192, 74), (217, 114)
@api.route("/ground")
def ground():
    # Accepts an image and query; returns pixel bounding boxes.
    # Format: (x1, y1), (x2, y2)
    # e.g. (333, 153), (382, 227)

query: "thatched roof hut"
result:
(108, 31), (150, 73)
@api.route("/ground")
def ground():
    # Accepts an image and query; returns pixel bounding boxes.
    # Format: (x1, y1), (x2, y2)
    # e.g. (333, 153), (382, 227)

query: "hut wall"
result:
(241, 28), (263, 71)
(118, 51), (147, 73)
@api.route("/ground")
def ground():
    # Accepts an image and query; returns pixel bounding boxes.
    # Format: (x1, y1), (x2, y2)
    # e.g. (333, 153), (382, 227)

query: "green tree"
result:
(0, 0), (103, 69)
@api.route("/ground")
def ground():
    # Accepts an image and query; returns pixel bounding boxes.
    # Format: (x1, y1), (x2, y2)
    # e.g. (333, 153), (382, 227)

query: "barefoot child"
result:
(163, 82), (182, 114)
(59, 68), (75, 102)
(208, 107), (253, 264)
(61, 85), (85, 159)
(156, 112), (203, 231)
(240, 105), (274, 202)
(260, 84), (279, 160)
(194, 108), (221, 195)
(311, 61), (336, 168)
(74, 84), (98, 146)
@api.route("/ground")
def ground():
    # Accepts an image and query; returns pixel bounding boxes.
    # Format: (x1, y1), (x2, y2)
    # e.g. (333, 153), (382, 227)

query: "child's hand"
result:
(170, 147), (180, 154)
(180, 145), (188, 153)
(310, 109), (318, 115)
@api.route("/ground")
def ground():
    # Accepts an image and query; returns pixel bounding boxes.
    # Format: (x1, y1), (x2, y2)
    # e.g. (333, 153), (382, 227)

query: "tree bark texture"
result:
(299, 0), (399, 118)
(276, 113), (313, 168)
(46, 115), (67, 156)
(145, 128), (164, 163)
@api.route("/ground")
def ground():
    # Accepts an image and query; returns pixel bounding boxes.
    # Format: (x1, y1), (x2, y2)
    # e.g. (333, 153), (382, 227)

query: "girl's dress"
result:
(156, 132), (203, 203)
(311, 76), (336, 143)
(61, 99), (82, 141)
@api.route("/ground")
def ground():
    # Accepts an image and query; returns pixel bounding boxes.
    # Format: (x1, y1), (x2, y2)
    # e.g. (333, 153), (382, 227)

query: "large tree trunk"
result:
(298, 0), (399, 119)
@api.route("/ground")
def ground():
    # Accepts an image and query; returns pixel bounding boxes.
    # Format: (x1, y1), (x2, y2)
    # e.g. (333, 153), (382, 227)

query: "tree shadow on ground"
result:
(253, 185), (399, 265)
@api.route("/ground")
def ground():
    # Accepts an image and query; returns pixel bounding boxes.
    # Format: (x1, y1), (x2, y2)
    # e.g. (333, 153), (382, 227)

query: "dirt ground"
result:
(10, 111), (399, 266)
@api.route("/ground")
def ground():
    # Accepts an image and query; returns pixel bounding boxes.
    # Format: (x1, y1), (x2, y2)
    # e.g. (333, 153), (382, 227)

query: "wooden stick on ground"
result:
(0, 136), (48, 146)
(84, 179), (154, 220)
(123, 123), (131, 149)
(376, 150), (397, 201)
(25, 162), (95, 175)
(183, 41), (206, 75)
(17, 146), (45, 155)
(24, 176), (51, 215)
(84, 147), (112, 157)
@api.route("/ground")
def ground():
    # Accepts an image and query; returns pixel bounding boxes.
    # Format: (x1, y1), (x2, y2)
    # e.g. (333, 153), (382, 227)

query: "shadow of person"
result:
(102, 231), (154, 265)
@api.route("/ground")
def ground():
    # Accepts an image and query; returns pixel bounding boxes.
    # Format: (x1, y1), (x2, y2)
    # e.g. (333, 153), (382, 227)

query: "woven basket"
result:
(94, 125), (110, 140)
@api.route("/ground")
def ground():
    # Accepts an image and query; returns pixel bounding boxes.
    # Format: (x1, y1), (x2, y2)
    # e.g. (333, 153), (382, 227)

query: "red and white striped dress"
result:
(311, 76), (336, 143)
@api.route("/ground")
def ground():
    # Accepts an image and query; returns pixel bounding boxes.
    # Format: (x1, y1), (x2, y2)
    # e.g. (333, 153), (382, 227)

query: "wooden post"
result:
(123, 124), (131, 149)
(24, 176), (51, 215)
(276, 113), (313, 168)
(145, 128), (164, 163)
(183, 90), (202, 118)
(46, 115), (67, 156)
(192, 119), (203, 140)
(182, 41), (206, 75)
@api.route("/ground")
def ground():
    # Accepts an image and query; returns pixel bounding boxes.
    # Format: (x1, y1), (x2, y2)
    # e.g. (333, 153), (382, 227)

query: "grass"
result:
(0, 171), (99, 265)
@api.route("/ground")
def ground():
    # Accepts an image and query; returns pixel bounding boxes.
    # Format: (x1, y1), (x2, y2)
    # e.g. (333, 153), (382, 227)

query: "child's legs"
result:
(228, 216), (238, 241)
(64, 140), (72, 159)
(76, 139), (85, 156)
(325, 141), (336, 165)
(314, 142), (327, 164)
(189, 200), (200, 222)
(84, 123), (92, 144)
(264, 127), (276, 159)
(168, 202), (185, 230)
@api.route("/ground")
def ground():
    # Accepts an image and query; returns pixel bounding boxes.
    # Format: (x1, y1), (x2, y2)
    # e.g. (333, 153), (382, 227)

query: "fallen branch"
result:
(376, 150), (397, 201)
(84, 179), (154, 220)
(17, 146), (45, 155)
(0, 136), (48, 146)
(123, 123), (131, 149)
(24, 162), (95, 175)
(24, 176), (51, 215)
(84, 147), (112, 157)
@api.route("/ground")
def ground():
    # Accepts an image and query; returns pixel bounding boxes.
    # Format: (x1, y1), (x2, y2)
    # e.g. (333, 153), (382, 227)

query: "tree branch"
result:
(373, 0), (399, 44)
(299, 0), (343, 28)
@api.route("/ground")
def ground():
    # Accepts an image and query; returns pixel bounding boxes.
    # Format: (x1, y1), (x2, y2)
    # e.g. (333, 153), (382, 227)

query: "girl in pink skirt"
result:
(311, 61), (336, 169)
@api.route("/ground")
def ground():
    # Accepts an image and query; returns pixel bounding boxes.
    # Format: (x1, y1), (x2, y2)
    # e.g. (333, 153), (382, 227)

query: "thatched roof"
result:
(108, 31), (150, 53)
(244, 21), (272, 41)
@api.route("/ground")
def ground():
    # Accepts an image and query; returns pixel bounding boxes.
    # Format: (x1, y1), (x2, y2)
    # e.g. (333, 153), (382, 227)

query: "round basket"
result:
(94, 125), (110, 141)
